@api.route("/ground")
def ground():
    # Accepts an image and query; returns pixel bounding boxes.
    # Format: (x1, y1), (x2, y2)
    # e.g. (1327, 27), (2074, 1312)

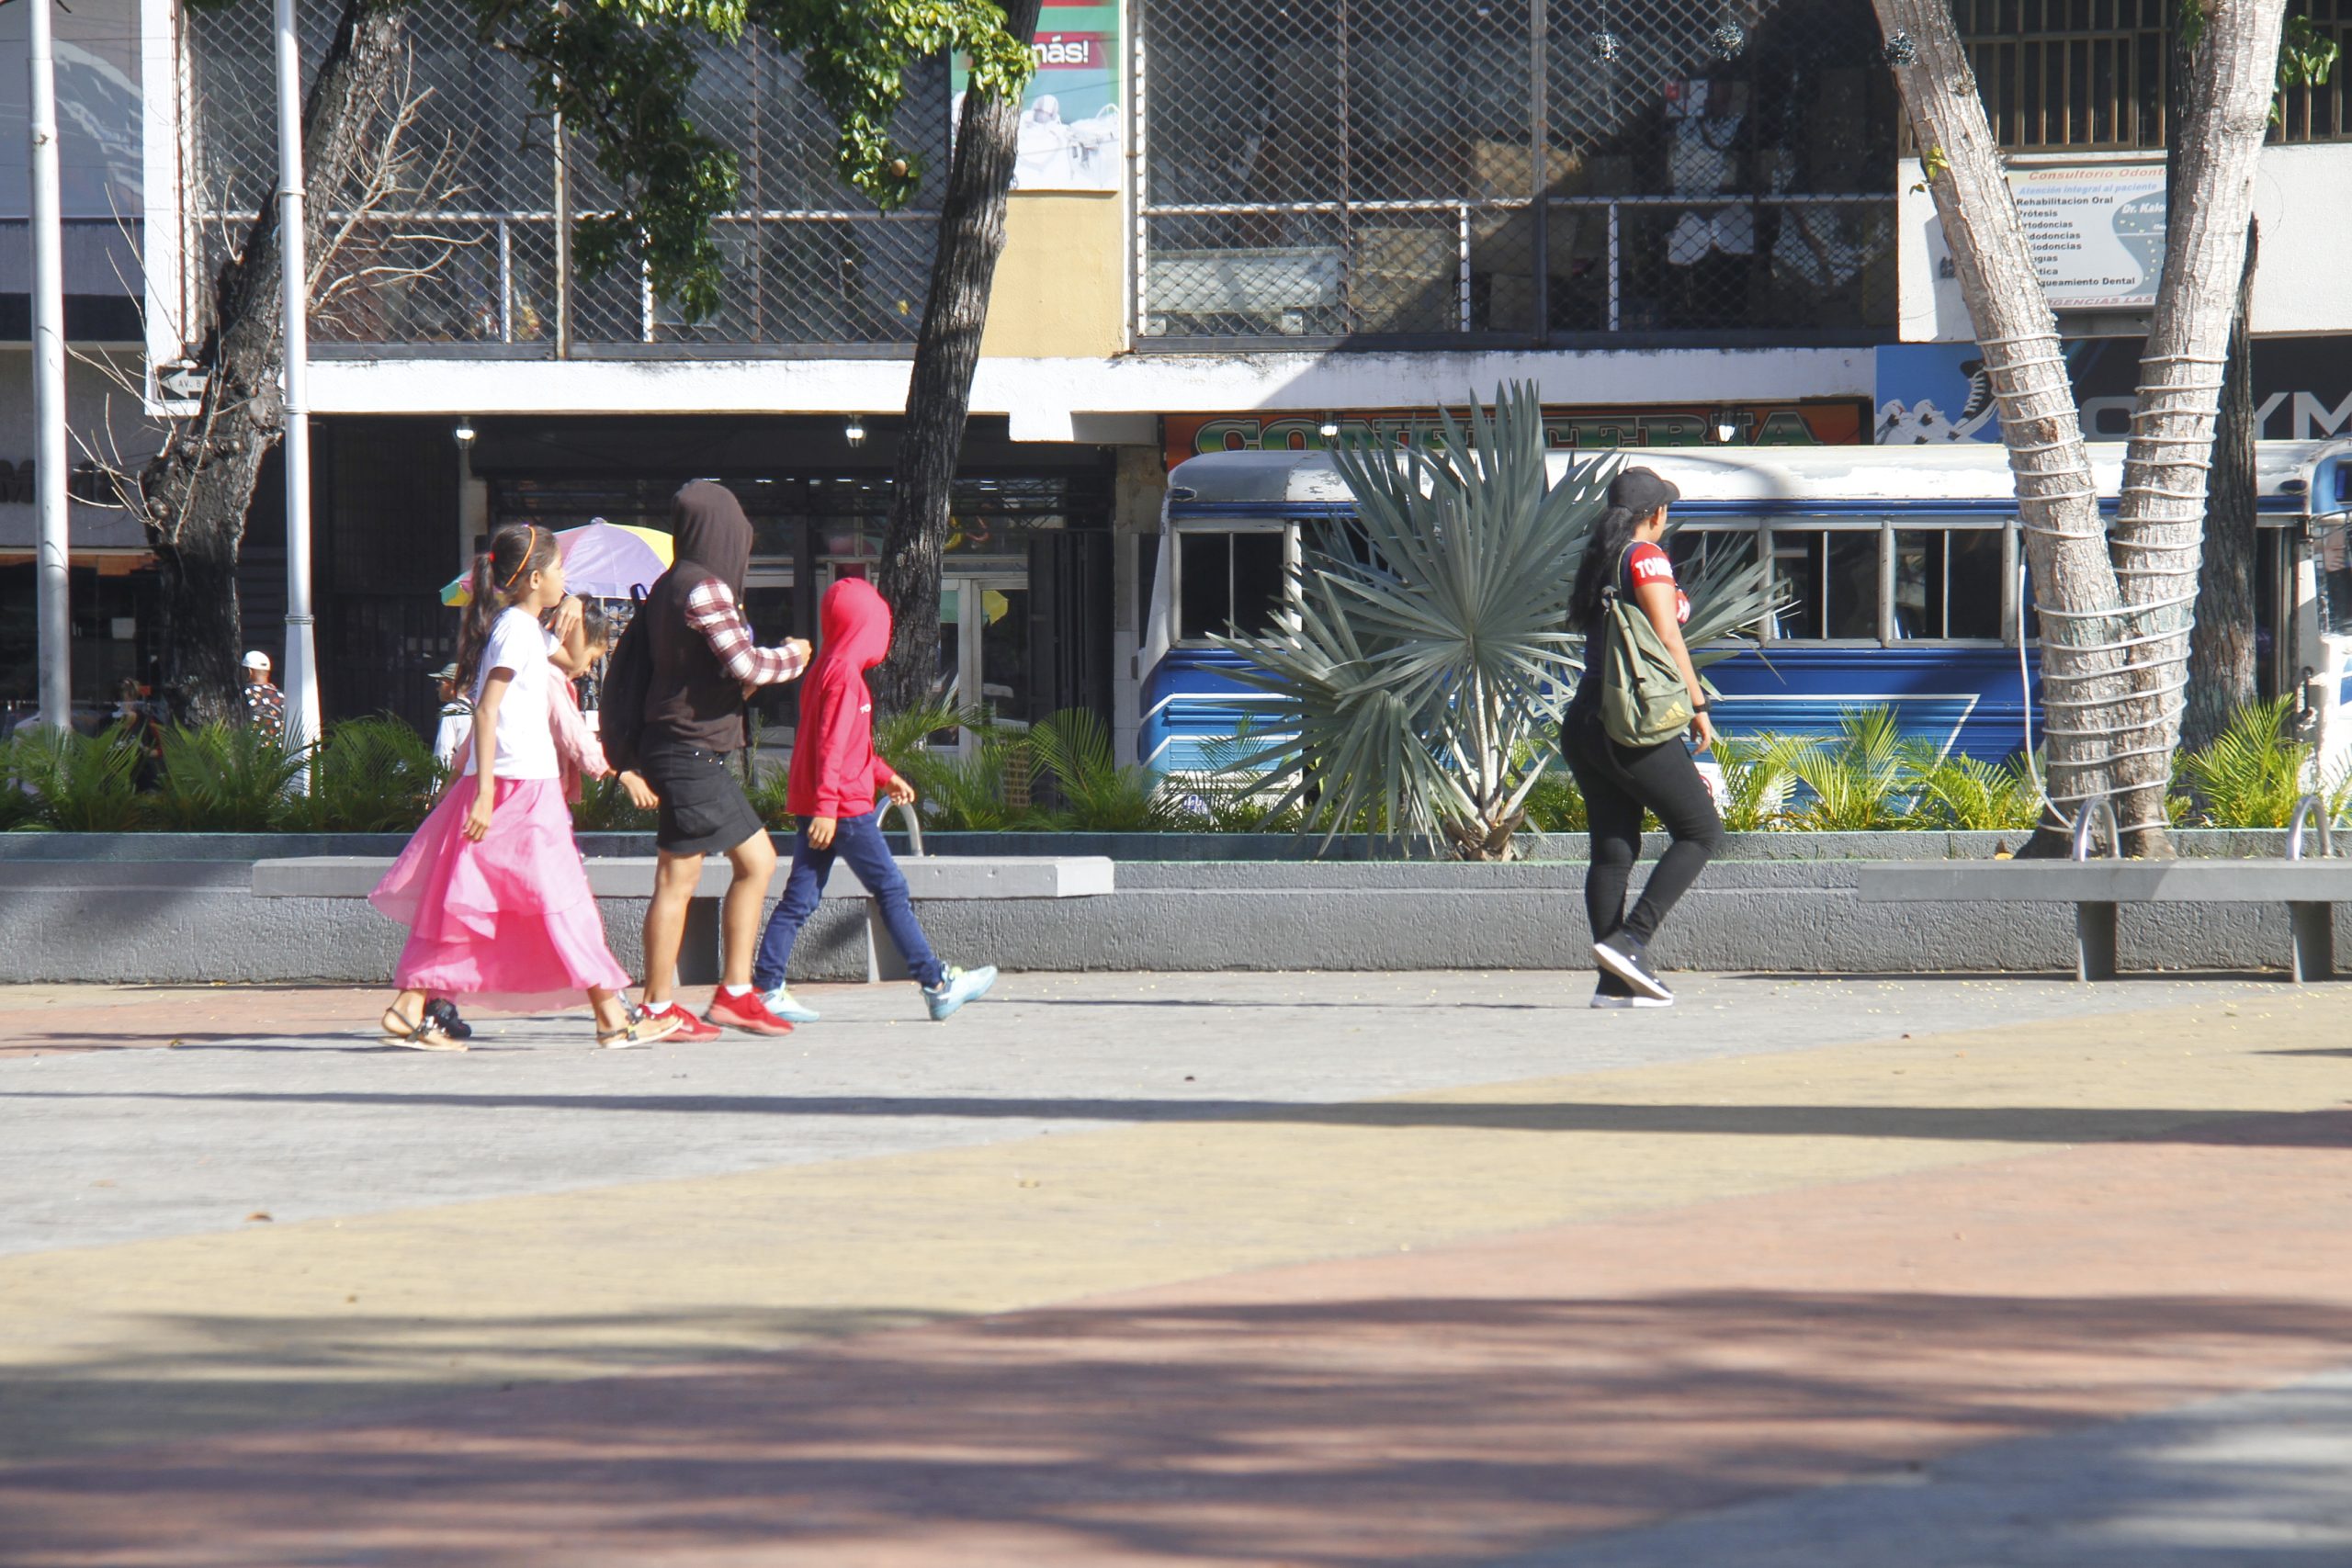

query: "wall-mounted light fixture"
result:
(452, 419), (476, 446)
(1713, 409), (1740, 445)
(1318, 413), (1340, 440)
(844, 415), (866, 447)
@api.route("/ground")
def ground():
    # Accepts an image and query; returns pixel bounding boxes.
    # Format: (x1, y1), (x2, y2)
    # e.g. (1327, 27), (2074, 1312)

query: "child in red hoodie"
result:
(752, 578), (999, 1021)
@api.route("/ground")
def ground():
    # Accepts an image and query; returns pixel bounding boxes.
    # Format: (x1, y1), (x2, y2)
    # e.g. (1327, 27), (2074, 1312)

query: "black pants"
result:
(1561, 704), (1725, 953)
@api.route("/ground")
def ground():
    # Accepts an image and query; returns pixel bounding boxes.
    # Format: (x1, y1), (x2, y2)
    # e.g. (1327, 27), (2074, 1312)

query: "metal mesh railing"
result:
(184, 0), (946, 351)
(1137, 0), (1898, 344)
(1961, 0), (2352, 152)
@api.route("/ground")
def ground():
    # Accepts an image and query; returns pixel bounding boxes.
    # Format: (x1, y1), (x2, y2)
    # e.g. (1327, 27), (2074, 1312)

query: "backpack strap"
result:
(1600, 541), (1637, 607)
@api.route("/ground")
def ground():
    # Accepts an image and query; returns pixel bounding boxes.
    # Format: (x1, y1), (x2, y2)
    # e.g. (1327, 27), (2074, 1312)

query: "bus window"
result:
(1772, 528), (1878, 640)
(1232, 532), (1285, 629)
(1894, 528), (2004, 639)
(1177, 528), (1287, 641)
(1667, 527), (1757, 582)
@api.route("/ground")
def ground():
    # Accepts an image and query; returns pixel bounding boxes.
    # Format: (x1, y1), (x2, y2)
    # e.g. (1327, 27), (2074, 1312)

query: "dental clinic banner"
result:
(952, 1), (1124, 192)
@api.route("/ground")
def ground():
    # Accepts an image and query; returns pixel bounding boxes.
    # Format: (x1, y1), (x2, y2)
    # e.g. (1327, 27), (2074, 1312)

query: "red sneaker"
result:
(705, 988), (796, 1038)
(639, 1000), (721, 1043)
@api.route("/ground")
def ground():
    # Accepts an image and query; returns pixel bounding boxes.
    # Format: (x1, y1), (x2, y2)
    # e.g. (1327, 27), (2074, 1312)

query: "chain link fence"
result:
(1138, 0), (1897, 344)
(184, 0), (945, 352)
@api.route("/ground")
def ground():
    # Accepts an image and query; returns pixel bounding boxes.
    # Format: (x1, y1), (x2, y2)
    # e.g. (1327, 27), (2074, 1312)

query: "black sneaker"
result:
(1592, 932), (1673, 1003)
(424, 998), (473, 1041)
(1590, 978), (1672, 1010)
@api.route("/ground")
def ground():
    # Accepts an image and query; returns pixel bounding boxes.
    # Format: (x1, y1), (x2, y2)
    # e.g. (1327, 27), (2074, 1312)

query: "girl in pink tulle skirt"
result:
(369, 524), (678, 1053)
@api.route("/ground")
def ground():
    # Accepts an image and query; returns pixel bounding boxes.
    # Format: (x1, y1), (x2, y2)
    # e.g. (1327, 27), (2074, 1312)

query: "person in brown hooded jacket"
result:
(631, 481), (813, 1041)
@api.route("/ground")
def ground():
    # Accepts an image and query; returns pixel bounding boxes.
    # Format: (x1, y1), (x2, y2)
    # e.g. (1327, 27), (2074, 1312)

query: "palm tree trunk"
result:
(2181, 222), (2262, 755)
(2106, 0), (2287, 847)
(1869, 0), (2126, 853)
(871, 0), (1046, 715)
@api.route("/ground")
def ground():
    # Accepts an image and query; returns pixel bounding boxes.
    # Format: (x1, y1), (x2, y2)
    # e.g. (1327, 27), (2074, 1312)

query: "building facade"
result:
(5, 0), (2350, 746)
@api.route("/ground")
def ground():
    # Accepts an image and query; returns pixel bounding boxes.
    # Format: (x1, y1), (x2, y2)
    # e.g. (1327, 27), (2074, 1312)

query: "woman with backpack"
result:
(1562, 468), (1725, 1010)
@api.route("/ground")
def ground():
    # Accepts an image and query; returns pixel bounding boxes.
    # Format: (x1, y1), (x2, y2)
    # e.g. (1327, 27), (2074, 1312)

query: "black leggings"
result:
(1561, 704), (1725, 949)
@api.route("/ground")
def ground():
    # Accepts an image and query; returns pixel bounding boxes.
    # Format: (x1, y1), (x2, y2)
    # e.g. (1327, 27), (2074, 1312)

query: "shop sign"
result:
(1164, 402), (1870, 471)
(953, 2), (1123, 193)
(2009, 164), (2166, 310)
(1875, 337), (2352, 444)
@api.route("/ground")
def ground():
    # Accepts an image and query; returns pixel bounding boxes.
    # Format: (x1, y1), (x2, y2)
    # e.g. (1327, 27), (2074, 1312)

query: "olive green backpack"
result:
(1596, 545), (1691, 747)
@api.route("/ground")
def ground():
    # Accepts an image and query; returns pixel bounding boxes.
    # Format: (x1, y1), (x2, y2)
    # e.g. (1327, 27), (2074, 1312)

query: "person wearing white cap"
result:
(241, 651), (287, 745)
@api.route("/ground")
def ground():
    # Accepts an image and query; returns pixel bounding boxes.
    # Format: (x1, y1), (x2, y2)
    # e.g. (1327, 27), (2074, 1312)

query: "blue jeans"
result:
(752, 806), (944, 989)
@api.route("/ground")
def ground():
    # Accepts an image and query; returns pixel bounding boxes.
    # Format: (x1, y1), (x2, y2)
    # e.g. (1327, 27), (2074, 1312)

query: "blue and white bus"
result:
(1140, 441), (2352, 773)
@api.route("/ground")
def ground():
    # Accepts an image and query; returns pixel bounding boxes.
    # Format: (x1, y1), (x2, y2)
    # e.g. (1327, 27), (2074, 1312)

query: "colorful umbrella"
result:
(441, 521), (673, 605)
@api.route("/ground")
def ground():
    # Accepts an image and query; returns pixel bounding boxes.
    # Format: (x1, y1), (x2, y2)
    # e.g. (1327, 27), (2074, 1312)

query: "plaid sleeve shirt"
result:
(684, 577), (809, 686)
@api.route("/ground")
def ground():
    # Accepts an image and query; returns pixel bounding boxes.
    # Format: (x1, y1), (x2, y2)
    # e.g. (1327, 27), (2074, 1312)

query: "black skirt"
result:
(639, 739), (766, 856)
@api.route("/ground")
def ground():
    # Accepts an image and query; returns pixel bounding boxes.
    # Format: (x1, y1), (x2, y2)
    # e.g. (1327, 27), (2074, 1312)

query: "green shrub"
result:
(1186, 721), (1300, 831)
(2177, 697), (2339, 828)
(1029, 708), (1181, 832)
(5, 724), (146, 832)
(1907, 750), (2044, 832)
(1515, 744), (1587, 833)
(574, 772), (658, 833)
(1711, 734), (1792, 831)
(0, 734), (34, 831)
(1768, 707), (1923, 830)
(279, 716), (445, 833)
(149, 723), (308, 832)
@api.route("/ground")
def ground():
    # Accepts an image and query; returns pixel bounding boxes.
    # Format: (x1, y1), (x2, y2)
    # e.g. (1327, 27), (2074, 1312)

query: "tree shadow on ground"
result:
(4, 1089), (2345, 1149)
(5, 1288), (2350, 1566)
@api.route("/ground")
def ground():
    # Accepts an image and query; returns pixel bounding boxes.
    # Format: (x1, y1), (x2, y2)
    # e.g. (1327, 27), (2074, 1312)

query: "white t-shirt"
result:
(465, 608), (561, 781)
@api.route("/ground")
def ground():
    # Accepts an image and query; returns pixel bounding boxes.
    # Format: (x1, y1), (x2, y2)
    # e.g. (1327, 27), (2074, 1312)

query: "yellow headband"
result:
(501, 525), (537, 591)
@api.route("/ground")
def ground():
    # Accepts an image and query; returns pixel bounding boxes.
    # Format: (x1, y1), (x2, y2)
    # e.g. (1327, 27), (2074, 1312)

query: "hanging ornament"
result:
(1709, 19), (1747, 60)
(1883, 30), (1917, 66)
(1592, 30), (1622, 63)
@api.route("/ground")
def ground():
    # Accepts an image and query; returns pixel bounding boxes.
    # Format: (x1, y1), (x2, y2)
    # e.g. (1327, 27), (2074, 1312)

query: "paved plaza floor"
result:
(1, 970), (2348, 1564)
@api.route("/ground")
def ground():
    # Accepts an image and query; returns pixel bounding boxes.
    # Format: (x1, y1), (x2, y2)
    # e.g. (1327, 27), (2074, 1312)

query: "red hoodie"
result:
(787, 577), (900, 818)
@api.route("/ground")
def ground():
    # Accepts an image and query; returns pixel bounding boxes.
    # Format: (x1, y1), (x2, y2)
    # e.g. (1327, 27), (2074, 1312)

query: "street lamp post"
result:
(275, 0), (321, 766)
(28, 0), (70, 730)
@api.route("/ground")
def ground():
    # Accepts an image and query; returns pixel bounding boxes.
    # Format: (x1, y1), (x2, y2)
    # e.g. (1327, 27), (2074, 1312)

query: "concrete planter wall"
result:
(0, 828), (2305, 863)
(0, 829), (2330, 985)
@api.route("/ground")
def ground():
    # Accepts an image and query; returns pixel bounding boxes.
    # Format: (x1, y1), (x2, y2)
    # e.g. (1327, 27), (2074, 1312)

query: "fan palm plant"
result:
(1220, 382), (1781, 859)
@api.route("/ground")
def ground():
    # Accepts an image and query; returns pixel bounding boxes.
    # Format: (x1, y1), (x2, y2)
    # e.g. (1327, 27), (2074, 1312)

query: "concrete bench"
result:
(1854, 859), (2352, 982)
(254, 849), (1114, 985)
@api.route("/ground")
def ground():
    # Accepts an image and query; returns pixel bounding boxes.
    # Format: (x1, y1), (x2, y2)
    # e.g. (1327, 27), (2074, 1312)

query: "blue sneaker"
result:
(922, 964), (998, 1021)
(759, 986), (821, 1024)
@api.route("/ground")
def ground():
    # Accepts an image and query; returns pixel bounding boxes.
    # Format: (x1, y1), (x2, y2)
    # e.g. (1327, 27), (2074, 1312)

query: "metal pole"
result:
(275, 0), (321, 763)
(552, 106), (571, 358)
(28, 0), (70, 730)
(1528, 0), (1548, 345)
